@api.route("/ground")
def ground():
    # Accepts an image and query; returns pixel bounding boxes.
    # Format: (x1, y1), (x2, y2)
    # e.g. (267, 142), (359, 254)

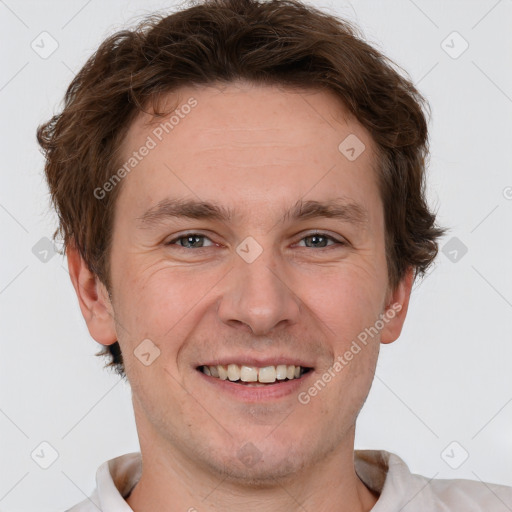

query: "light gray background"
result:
(1, 0), (511, 510)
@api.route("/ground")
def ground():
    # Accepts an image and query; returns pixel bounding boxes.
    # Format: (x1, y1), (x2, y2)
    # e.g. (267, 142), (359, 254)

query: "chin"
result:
(202, 438), (313, 488)
(217, 454), (306, 488)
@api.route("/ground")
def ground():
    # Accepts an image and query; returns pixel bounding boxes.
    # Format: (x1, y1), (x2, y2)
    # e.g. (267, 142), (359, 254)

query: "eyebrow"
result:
(136, 197), (368, 228)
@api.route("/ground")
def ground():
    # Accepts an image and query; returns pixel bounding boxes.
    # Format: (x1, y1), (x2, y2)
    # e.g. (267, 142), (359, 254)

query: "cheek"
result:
(304, 264), (387, 345)
(306, 270), (383, 412)
(113, 261), (223, 347)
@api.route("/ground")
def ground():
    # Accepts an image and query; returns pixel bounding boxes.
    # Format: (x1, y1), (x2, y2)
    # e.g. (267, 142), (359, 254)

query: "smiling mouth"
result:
(198, 364), (313, 385)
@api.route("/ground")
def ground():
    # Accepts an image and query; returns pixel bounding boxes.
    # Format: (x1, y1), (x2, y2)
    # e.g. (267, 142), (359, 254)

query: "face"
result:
(74, 81), (412, 484)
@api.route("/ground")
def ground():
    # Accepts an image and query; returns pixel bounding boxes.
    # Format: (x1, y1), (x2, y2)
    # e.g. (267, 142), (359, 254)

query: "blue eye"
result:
(298, 233), (341, 248)
(167, 234), (215, 248)
(166, 232), (346, 249)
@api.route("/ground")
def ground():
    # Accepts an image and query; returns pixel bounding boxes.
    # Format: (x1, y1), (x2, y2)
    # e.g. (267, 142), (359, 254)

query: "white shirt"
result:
(66, 449), (512, 511)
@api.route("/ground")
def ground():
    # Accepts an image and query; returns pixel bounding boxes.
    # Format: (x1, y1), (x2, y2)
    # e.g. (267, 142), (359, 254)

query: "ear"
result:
(66, 242), (117, 346)
(380, 266), (414, 345)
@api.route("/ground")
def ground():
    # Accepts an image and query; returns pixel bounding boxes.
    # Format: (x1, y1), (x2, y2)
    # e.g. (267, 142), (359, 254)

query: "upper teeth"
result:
(201, 364), (305, 383)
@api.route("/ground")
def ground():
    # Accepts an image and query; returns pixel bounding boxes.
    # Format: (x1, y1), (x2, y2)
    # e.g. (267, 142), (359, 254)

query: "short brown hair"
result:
(37, 0), (445, 378)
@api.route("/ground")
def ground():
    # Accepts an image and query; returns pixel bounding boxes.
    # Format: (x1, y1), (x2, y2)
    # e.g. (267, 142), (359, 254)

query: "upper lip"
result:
(197, 356), (314, 368)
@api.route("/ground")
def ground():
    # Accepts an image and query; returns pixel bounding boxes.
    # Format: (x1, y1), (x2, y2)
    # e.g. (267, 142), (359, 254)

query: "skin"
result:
(68, 80), (414, 511)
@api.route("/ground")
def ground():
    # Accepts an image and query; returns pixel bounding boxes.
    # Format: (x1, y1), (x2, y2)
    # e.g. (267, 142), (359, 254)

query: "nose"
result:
(217, 249), (301, 336)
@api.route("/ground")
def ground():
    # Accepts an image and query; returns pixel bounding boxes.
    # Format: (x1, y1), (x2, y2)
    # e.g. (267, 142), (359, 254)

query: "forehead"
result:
(133, 81), (372, 149)
(115, 81), (381, 225)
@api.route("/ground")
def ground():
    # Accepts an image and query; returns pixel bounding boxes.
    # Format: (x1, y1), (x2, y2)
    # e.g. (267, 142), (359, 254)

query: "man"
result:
(37, 0), (512, 510)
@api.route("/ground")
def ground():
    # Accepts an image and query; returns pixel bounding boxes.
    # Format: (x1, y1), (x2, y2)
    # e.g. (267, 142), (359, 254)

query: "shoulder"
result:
(63, 489), (100, 512)
(355, 449), (512, 511)
(387, 450), (512, 511)
(427, 476), (512, 511)
(62, 452), (141, 511)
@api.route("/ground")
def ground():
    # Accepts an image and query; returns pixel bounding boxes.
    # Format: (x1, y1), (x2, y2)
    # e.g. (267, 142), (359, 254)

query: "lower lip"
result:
(197, 369), (314, 401)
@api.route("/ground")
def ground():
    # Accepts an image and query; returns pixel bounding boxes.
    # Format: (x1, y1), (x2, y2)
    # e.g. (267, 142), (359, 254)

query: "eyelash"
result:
(165, 232), (347, 249)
